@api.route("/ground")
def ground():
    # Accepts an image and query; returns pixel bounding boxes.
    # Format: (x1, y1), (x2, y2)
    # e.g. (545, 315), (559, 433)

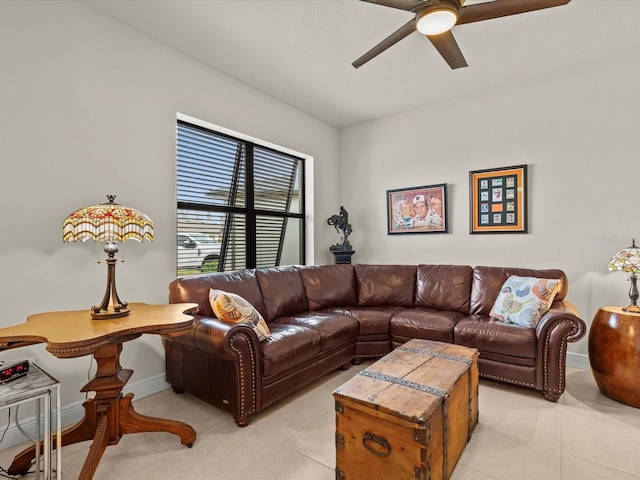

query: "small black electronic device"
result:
(0, 358), (30, 384)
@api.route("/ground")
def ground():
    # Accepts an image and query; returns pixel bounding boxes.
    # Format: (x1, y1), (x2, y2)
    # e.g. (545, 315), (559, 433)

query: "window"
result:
(177, 120), (305, 275)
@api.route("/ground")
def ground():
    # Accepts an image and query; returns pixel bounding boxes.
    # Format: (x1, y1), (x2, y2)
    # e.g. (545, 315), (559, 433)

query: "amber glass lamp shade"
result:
(608, 239), (640, 313)
(63, 195), (153, 319)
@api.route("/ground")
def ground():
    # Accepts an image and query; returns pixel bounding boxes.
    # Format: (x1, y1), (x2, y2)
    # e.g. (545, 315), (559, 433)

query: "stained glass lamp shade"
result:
(63, 195), (154, 319)
(608, 239), (640, 313)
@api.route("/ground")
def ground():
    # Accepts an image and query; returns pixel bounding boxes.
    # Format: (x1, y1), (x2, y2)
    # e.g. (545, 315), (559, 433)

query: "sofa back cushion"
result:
(470, 266), (568, 315)
(256, 266), (309, 320)
(168, 269), (266, 318)
(415, 265), (473, 314)
(354, 264), (417, 308)
(299, 264), (357, 311)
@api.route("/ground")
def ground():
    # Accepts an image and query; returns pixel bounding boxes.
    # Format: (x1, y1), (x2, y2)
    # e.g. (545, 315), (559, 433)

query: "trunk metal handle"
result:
(362, 431), (391, 457)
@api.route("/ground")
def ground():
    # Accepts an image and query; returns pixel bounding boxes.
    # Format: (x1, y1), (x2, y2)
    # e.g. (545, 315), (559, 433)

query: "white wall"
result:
(339, 51), (640, 358)
(0, 0), (339, 406)
(2, 0), (636, 414)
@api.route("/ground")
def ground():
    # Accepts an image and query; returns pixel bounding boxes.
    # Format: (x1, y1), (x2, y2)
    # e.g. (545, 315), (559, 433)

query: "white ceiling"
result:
(79, 0), (640, 128)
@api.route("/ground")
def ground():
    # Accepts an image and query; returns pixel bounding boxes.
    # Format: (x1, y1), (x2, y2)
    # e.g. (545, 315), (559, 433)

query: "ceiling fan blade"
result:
(457, 0), (571, 25)
(359, 0), (434, 12)
(353, 19), (416, 68)
(427, 31), (468, 69)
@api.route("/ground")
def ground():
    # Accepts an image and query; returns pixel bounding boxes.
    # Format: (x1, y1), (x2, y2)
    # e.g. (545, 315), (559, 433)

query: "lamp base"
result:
(91, 308), (130, 320)
(622, 304), (640, 314)
(91, 252), (130, 320)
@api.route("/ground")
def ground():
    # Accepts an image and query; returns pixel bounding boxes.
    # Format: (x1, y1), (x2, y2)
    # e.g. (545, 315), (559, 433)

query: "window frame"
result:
(177, 118), (307, 273)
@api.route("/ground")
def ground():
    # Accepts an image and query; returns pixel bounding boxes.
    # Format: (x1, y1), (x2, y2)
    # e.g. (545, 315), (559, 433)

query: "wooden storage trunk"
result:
(334, 339), (478, 480)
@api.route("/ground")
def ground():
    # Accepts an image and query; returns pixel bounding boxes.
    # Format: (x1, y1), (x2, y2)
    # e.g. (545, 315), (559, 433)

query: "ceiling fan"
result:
(353, 0), (571, 69)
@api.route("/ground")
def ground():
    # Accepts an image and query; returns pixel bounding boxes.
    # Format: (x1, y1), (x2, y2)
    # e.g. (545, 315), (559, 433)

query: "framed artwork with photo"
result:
(469, 165), (527, 234)
(386, 183), (448, 234)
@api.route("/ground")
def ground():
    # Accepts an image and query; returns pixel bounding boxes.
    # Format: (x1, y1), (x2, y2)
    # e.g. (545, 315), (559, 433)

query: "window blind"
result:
(177, 120), (304, 275)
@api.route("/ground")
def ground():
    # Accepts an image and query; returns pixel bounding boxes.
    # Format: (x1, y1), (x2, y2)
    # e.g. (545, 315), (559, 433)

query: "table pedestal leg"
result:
(8, 342), (196, 479)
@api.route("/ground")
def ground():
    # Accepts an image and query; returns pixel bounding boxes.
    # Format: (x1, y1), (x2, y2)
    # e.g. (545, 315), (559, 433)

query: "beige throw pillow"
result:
(209, 289), (270, 341)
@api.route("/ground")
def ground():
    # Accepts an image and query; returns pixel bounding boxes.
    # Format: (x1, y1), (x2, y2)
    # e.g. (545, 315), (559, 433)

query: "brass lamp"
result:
(63, 195), (154, 319)
(608, 239), (640, 313)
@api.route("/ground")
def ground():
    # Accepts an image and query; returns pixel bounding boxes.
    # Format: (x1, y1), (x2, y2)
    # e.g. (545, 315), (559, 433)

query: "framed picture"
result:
(387, 183), (448, 234)
(469, 165), (527, 233)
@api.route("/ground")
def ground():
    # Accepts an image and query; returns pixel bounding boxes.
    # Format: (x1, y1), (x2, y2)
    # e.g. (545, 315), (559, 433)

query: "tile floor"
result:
(0, 364), (639, 479)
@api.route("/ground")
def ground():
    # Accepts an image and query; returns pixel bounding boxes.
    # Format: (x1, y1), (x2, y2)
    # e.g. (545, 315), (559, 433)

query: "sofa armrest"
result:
(534, 300), (586, 400)
(174, 315), (262, 426)
(188, 315), (262, 363)
(537, 301), (585, 343)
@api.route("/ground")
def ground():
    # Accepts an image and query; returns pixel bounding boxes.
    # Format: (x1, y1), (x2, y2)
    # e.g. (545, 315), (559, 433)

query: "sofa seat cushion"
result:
(453, 314), (536, 360)
(261, 323), (321, 377)
(271, 312), (359, 352)
(332, 306), (403, 336)
(390, 308), (466, 343)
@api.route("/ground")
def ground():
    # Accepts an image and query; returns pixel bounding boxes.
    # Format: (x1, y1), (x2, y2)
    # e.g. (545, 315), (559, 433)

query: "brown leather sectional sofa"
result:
(165, 264), (585, 426)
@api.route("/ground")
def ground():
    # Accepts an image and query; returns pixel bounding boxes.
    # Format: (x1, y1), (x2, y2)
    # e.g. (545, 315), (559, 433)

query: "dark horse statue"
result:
(327, 206), (352, 251)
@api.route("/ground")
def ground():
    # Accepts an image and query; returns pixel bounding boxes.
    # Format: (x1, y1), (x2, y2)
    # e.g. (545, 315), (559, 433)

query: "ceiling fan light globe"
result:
(416, 9), (458, 36)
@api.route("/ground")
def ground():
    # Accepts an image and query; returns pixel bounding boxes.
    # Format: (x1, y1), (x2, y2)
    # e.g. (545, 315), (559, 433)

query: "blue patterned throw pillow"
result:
(489, 276), (561, 328)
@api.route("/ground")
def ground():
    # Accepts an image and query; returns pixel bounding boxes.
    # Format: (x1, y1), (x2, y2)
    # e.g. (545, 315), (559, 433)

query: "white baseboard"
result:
(567, 351), (590, 370)
(0, 373), (170, 451)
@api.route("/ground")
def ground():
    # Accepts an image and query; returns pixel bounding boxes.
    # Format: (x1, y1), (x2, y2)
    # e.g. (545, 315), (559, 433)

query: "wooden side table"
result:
(589, 306), (640, 408)
(0, 302), (198, 480)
